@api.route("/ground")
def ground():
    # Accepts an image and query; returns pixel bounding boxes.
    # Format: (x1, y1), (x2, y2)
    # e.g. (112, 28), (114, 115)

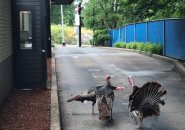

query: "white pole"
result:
(61, 5), (65, 42)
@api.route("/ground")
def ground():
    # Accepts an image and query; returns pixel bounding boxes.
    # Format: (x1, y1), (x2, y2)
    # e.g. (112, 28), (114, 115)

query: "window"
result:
(20, 11), (32, 49)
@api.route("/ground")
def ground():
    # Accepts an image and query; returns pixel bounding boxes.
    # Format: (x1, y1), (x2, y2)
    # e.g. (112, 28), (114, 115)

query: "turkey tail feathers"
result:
(66, 95), (83, 102)
(66, 91), (96, 103)
(130, 82), (167, 114)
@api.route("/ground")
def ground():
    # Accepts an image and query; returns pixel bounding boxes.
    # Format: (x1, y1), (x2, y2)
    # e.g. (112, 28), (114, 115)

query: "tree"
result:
(82, 0), (185, 30)
(50, 5), (61, 24)
(63, 5), (75, 26)
(50, 4), (75, 26)
(123, 0), (185, 22)
(83, 0), (117, 29)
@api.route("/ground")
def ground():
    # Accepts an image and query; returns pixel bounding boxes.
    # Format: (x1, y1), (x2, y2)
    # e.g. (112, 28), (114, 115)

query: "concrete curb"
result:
(50, 58), (61, 130)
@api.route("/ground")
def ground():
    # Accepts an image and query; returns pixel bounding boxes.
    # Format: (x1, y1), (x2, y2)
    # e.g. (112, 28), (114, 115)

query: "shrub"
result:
(93, 30), (112, 46)
(130, 42), (137, 49)
(114, 42), (124, 48)
(122, 43), (127, 48)
(138, 43), (145, 51)
(51, 24), (93, 46)
(51, 25), (63, 44)
(126, 44), (131, 49)
(142, 43), (163, 55)
(135, 42), (140, 50)
(144, 43), (152, 52)
(119, 42), (162, 55)
(151, 44), (163, 54)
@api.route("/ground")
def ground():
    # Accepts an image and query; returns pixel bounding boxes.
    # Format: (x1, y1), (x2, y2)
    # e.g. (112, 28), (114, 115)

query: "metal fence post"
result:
(163, 20), (166, 56)
(134, 23), (136, 42)
(146, 22), (148, 42)
(118, 28), (121, 42)
(112, 30), (114, 47)
(125, 25), (127, 43)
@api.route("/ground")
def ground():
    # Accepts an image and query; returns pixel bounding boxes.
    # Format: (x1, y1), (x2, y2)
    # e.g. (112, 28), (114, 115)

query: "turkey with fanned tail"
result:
(66, 75), (125, 120)
(128, 76), (167, 128)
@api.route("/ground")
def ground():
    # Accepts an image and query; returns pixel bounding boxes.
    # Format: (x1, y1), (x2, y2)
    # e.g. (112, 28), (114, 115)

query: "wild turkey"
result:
(66, 85), (97, 114)
(66, 75), (125, 120)
(128, 76), (167, 128)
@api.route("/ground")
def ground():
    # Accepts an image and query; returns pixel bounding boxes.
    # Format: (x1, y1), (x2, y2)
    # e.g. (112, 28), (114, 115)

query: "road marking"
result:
(73, 56), (79, 58)
(88, 69), (101, 72)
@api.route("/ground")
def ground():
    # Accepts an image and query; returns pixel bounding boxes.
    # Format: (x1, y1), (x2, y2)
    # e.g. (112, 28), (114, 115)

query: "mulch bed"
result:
(0, 58), (52, 129)
(47, 58), (52, 81)
(0, 89), (50, 130)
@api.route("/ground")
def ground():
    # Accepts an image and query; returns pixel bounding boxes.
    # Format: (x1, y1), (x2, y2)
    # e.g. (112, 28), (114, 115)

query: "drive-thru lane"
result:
(55, 46), (185, 130)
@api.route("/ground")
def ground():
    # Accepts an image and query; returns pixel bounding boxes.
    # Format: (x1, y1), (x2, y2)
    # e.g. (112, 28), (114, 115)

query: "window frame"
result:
(17, 7), (36, 52)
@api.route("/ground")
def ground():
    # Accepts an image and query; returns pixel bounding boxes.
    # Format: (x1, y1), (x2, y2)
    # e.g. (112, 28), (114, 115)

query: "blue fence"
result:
(108, 19), (185, 60)
(135, 22), (147, 42)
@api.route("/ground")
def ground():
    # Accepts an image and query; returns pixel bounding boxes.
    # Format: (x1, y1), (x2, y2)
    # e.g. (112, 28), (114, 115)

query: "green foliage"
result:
(83, 0), (127, 29)
(82, 0), (185, 30)
(51, 0), (185, 30)
(138, 43), (145, 51)
(93, 30), (111, 46)
(50, 5), (75, 26)
(126, 44), (131, 49)
(135, 42), (140, 50)
(90, 39), (93, 45)
(50, 5), (61, 24)
(51, 25), (93, 45)
(150, 44), (163, 55)
(122, 43), (127, 48)
(115, 42), (163, 55)
(51, 42), (55, 47)
(51, 25), (63, 44)
(63, 5), (75, 26)
(114, 42), (124, 48)
(51, 25), (76, 44)
(129, 42), (137, 49)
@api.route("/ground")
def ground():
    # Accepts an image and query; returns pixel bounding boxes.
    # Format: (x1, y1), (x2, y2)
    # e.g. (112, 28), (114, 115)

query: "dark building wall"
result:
(0, 57), (13, 104)
(0, 0), (13, 103)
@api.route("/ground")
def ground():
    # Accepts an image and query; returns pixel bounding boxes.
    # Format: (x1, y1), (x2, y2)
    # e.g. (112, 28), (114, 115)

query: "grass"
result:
(51, 25), (93, 45)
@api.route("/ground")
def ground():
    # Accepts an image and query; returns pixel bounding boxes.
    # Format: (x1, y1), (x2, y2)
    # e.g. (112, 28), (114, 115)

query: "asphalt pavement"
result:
(51, 45), (185, 130)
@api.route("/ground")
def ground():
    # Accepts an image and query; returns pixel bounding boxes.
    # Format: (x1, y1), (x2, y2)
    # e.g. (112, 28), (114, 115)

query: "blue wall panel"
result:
(109, 19), (185, 60)
(108, 30), (113, 47)
(113, 29), (119, 46)
(126, 24), (134, 43)
(135, 22), (147, 42)
(111, 30), (115, 47)
(165, 19), (185, 60)
(148, 21), (164, 45)
(120, 26), (125, 42)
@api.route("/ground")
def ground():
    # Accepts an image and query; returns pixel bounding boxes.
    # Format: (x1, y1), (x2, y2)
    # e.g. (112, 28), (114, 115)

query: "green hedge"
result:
(114, 42), (123, 48)
(114, 42), (163, 55)
(93, 30), (112, 46)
